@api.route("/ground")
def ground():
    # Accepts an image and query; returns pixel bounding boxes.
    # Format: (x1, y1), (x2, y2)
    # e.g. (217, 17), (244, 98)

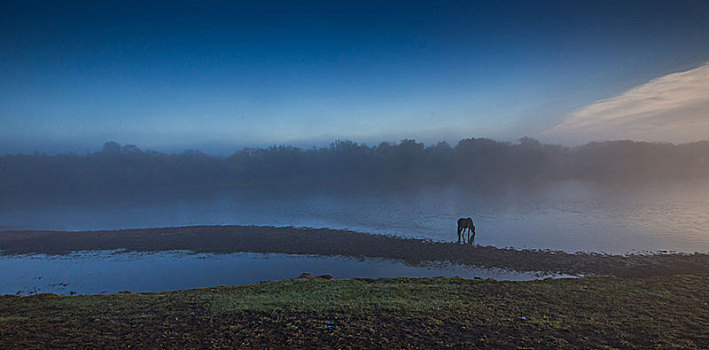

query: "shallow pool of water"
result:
(0, 251), (571, 296)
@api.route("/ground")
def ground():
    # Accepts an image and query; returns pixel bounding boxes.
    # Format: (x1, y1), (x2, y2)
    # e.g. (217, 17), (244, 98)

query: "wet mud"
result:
(1, 225), (708, 277)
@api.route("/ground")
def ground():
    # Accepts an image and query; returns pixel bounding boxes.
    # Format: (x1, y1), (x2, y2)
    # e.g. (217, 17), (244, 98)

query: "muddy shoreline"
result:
(1, 225), (708, 277)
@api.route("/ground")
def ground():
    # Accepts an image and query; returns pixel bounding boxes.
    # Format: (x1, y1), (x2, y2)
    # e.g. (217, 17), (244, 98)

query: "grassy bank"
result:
(2, 275), (708, 348)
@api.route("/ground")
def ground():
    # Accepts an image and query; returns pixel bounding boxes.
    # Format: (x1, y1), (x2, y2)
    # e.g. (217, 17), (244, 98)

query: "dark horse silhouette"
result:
(457, 217), (475, 244)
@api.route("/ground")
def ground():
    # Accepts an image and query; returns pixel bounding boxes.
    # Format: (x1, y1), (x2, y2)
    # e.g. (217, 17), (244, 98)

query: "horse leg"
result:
(457, 227), (461, 244)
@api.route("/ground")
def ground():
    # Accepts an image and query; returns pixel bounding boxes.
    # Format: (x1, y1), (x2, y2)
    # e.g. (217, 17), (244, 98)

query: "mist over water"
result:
(2, 139), (709, 254)
(3, 180), (708, 254)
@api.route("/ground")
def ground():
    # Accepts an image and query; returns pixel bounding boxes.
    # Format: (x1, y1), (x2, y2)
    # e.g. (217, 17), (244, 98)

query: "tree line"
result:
(1, 138), (708, 199)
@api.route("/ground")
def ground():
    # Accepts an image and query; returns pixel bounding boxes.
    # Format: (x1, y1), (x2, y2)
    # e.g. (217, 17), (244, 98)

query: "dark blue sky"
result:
(2, 0), (709, 154)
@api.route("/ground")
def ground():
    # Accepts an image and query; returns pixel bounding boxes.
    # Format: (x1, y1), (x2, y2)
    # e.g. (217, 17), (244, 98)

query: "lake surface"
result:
(2, 180), (709, 253)
(0, 251), (569, 296)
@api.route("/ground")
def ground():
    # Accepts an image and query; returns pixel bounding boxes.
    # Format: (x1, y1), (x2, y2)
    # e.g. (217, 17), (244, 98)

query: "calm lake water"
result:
(2, 180), (709, 253)
(0, 251), (570, 296)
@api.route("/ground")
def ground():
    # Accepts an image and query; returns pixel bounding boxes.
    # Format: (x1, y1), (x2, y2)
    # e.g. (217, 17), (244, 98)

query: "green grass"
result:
(207, 277), (471, 313)
(1, 275), (708, 348)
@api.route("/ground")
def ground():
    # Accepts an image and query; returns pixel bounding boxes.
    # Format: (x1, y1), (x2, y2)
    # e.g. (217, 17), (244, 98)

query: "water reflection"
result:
(0, 251), (571, 296)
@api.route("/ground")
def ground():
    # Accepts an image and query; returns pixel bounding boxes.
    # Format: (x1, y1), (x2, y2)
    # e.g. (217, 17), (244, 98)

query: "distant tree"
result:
(121, 144), (142, 154)
(101, 141), (121, 154)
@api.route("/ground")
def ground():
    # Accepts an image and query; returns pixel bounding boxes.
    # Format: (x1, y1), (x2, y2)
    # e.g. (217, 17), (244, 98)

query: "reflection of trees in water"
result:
(1, 138), (708, 199)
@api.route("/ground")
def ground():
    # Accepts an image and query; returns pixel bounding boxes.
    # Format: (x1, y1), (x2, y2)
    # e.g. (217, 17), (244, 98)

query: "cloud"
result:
(544, 63), (709, 144)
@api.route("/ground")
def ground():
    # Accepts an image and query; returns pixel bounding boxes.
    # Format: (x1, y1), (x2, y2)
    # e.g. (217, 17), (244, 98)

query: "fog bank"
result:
(2, 138), (708, 200)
